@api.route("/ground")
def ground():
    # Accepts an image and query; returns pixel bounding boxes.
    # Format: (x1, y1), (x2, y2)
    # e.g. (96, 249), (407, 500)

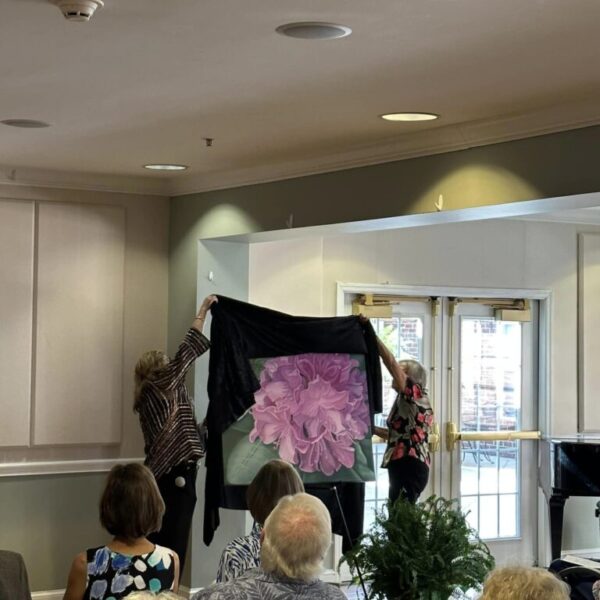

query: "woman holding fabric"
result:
(361, 316), (434, 504)
(134, 295), (217, 573)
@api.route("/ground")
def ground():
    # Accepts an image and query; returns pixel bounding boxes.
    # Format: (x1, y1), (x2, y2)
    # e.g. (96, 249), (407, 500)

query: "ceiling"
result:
(2, 0), (600, 195)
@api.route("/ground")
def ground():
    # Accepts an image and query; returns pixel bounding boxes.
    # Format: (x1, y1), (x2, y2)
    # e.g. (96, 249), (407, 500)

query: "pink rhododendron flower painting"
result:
(249, 353), (370, 476)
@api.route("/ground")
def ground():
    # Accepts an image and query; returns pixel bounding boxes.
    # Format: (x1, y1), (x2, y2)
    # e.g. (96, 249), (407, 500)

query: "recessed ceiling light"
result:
(1, 119), (51, 128)
(276, 22), (352, 40)
(380, 113), (439, 122)
(143, 164), (188, 171)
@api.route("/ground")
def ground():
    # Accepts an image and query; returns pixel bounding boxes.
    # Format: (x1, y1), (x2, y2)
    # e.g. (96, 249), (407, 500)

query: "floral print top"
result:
(83, 544), (175, 600)
(381, 379), (434, 468)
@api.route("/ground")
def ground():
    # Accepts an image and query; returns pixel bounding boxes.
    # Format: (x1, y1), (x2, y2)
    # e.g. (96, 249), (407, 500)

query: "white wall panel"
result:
(0, 200), (34, 447)
(34, 203), (125, 445)
(578, 232), (600, 432)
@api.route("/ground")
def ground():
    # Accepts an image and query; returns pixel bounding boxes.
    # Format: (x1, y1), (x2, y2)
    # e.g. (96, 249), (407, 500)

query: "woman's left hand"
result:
(197, 295), (218, 320)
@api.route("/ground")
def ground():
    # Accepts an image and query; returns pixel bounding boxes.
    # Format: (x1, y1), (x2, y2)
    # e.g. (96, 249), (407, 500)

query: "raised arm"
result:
(153, 295), (217, 391)
(376, 336), (407, 391)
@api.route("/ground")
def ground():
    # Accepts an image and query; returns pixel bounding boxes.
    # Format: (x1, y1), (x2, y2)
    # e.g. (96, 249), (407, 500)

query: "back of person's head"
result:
(100, 463), (165, 541)
(481, 566), (570, 600)
(124, 592), (180, 599)
(398, 359), (427, 388)
(261, 492), (331, 582)
(246, 459), (304, 525)
(134, 350), (169, 409)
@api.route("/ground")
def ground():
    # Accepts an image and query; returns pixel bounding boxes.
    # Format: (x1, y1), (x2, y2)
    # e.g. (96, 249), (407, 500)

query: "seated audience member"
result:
(194, 493), (345, 600)
(216, 459), (304, 582)
(63, 464), (179, 600)
(0, 550), (31, 600)
(481, 566), (570, 600)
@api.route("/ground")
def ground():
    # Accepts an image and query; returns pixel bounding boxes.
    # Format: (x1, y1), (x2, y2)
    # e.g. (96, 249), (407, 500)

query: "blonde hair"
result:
(134, 350), (169, 410)
(246, 460), (304, 525)
(481, 566), (570, 600)
(398, 359), (427, 388)
(261, 493), (331, 582)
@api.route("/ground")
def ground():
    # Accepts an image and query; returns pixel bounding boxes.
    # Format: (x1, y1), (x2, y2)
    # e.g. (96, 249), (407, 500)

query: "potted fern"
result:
(342, 496), (494, 600)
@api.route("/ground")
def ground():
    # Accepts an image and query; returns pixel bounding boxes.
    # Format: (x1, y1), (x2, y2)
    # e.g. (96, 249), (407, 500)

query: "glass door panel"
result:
(364, 303), (433, 531)
(450, 302), (537, 565)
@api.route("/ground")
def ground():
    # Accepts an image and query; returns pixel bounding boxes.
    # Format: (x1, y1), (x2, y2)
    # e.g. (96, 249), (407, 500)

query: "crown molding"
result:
(1, 98), (599, 198)
(168, 98), (600, 197)
(0, 165), (170, 197)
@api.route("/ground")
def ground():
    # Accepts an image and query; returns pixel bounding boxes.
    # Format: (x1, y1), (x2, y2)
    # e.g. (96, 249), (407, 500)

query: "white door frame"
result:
(335, 282), (553, 569)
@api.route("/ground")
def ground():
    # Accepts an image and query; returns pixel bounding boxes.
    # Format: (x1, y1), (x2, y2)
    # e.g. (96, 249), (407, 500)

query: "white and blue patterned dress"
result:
(83, 544), (175, 599)
(216, 523), (261, 583)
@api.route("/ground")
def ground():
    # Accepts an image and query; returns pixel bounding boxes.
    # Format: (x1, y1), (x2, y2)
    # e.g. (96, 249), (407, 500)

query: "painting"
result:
(222, 352), (375, 485)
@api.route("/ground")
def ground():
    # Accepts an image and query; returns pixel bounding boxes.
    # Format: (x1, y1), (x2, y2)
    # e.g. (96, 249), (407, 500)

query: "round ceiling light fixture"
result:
(143, 164), (188, 171)
(276, 22), (352, 40)
(380, 112), (439, 122)
(1, 119), (51, 128)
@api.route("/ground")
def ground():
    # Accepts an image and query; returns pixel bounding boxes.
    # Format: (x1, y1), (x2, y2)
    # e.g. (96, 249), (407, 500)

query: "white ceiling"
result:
(2, 0), (600, 195)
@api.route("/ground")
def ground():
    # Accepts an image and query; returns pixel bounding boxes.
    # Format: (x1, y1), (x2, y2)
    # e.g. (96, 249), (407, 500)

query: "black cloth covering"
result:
(204, 296), (382, 550)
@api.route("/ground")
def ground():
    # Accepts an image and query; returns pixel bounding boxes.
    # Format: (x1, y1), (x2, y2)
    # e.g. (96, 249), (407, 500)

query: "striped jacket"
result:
(137, 328), (210, 479)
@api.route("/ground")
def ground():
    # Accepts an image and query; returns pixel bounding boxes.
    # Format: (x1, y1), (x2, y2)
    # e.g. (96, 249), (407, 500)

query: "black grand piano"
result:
(540, 439), (600, 560)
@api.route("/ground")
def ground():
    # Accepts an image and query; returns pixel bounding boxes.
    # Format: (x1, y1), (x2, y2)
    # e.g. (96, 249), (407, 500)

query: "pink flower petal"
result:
(249, 353), (369, 475)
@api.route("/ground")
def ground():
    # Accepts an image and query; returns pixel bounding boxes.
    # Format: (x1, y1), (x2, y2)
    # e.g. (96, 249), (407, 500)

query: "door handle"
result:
(429, 422), (441, 453)
(445, 421), (541, 452)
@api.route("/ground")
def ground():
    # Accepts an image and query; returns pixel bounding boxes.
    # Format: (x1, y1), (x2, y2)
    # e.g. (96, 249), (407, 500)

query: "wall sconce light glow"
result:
(380, 112), (439, 122)
(143, 164), (188, 171)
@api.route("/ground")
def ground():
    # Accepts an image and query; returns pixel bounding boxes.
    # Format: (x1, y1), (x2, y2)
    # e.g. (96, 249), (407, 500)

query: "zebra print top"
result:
(137, 328), (210, 479)
(216, 523), (262, 583)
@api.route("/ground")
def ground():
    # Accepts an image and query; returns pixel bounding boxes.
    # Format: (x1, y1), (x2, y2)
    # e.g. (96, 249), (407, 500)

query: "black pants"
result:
(387, 457), (429, 504)
(149, 463), (197, 575)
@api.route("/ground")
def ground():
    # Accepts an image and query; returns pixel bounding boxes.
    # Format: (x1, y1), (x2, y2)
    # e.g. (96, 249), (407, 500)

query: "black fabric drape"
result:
(204, 295), (382, 548)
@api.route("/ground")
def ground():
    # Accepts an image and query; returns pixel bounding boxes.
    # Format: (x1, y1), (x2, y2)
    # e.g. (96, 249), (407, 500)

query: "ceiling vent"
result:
(51, 0), (104, 22)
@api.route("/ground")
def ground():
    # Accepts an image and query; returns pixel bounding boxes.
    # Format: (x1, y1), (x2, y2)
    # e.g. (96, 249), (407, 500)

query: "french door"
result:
(359, 293), (539, 567)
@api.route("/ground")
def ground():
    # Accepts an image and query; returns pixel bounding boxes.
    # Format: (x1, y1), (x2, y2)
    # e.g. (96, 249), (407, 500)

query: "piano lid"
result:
(540, 439), (600, 497)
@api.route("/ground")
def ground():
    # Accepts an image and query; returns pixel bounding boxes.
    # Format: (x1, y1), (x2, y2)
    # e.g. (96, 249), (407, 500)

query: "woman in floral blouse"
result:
(370, 329), (434, 504)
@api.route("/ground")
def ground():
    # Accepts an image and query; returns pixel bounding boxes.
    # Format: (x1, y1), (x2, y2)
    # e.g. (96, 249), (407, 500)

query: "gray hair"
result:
(398, 359), (427, 388)
(260, 493), (331, 582)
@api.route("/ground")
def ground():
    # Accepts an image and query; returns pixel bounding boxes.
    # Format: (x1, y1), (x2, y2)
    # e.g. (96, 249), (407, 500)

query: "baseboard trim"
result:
(32, 589), (194, 599)
(179, 585), (202, 598)
(31, 590), (64, 600)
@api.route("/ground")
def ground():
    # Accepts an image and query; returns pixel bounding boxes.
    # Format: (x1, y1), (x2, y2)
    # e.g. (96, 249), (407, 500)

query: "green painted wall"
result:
(169, 125), (600, 352)
(0, 472), (109, 591)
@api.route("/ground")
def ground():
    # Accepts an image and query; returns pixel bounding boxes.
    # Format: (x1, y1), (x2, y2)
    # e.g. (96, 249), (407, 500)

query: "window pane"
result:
(478, 442), (499, 495)
(461, 495), (479, 532)
(499, 444), (518, 494)
(479, 495), (499, 539)
(499, 494), (518, 538)
(459, 317), (522, 541)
